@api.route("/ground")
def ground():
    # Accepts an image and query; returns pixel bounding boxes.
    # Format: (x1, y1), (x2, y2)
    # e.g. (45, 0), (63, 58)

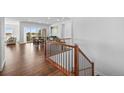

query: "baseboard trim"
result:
(95, 70), (105, 76)
(0, 58), (6, 72)
(19, 42), (26, 44)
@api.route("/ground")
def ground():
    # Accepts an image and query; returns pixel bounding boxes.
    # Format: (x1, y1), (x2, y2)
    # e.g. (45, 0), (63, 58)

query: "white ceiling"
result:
(5, 17), (71, 25)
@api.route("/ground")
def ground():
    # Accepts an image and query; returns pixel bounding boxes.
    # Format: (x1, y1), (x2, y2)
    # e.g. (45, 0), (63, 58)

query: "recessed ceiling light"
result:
(61, 17), (65, 21)
(57, 19), (60, 21)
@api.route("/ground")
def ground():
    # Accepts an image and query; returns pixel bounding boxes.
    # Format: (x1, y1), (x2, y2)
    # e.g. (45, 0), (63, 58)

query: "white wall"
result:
(50, 21), (73, 43)
(51, 21), (72, 38)
(64, 21), (72, 38)
(73, 17), (124, 75)
(0, 17), (5, 71)
(51, 23), (62, 38)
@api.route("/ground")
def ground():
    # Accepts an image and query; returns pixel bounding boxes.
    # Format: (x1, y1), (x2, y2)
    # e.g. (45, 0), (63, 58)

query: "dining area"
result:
(32, 37), (45, 45)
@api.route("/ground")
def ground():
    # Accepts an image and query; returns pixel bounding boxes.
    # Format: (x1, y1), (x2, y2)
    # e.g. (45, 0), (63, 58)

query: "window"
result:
(24, 26), (41, 42)
(51, 26), (59, 36)
(5, 26), (14, 41)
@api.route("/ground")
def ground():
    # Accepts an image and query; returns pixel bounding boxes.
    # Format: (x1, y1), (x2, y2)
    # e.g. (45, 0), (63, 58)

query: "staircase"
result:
(44, 41), (94, 76)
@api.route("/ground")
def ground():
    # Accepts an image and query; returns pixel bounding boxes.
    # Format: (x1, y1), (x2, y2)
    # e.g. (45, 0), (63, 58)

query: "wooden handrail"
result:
(78, 47), (93, 64)
(78, 47), (94, 76)
(47, 41), (75, 48)
(45, 41), (94, 76)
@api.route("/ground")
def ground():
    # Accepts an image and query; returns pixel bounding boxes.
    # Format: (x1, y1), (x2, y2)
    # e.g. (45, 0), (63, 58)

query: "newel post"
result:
(92, 62), (94, 76)
(44, 29), (47, 60)
(74, 44), (79, 76)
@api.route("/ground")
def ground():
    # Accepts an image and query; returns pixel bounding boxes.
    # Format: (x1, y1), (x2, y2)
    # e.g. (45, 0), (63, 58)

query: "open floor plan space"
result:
(0, 17), (94, 76)
(0, 44), (65, 76)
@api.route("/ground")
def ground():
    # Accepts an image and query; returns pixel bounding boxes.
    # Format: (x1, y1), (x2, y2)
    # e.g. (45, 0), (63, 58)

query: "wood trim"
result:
(45, 41), (94, 76)
(78, 47), (94, 76)
(92, 62), (94, 76)
(79, 67), (92, 71)
(74, 44), (79, 76)
(47, 41), (75, 48)
(46, 58), (71, 76)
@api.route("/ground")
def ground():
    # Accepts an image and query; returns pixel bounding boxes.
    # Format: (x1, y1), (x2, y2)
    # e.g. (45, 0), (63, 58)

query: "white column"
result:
(19, 22), (26, 44)
(61, 24), (65, 38)
(0, 17), (5, 71)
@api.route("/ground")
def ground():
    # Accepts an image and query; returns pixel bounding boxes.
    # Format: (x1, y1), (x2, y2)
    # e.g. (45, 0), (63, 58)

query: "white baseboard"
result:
(95, 70), (105, 76)
(19, 42), (26, 44)
(0, 59), (6, 72)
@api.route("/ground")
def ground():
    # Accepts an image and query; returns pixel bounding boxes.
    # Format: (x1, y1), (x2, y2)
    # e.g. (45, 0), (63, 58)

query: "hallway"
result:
(0, 43), (65, 76)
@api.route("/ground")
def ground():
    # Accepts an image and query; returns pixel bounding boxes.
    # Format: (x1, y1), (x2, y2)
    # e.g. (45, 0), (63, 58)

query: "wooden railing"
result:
(45, 41), (94, 76)
(78, 48), (94, 76)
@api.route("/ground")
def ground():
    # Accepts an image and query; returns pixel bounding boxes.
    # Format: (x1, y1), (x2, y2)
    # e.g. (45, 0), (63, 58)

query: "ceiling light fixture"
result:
(57, 19), (60, 21)
(61, 17), (65, 21)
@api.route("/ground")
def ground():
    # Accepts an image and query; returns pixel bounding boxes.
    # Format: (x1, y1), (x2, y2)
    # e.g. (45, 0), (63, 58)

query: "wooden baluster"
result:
(58, 50), (60, 68)
(49, 44), (50, 56)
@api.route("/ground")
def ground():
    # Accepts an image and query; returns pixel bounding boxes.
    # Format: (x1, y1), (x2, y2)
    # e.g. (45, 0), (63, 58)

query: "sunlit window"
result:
(5, 26), (14, 41)
(51, 26), (58, 36)
(24, 26), (41, 43)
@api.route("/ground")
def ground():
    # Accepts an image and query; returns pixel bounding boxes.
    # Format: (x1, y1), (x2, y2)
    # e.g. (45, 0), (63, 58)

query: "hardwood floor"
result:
(0, 43), (65, 76)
